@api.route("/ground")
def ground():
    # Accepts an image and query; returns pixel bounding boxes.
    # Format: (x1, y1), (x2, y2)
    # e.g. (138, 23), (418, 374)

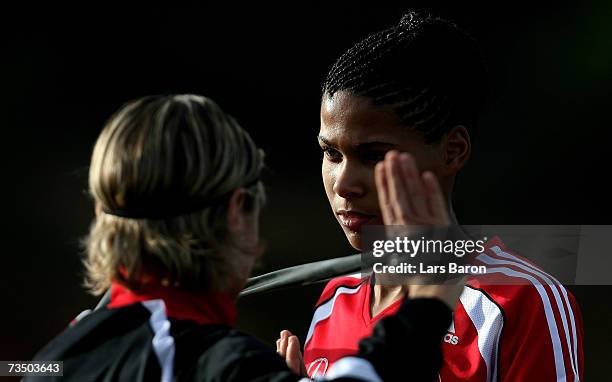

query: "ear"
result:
(227, 188), (247, 236)
(441, 125), (471, 175)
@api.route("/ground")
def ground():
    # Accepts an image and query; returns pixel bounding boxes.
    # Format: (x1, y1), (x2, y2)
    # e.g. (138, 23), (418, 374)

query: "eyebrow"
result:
(317, 135), (399, 150)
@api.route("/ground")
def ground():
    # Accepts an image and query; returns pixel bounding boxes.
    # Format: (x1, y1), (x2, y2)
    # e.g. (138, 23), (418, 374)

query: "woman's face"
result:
(319, 91), (446, 250)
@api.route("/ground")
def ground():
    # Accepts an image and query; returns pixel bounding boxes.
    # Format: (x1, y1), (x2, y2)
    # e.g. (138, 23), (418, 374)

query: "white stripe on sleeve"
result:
(460, 286), (504, 382)
(475, 256), (567, 382)
(305, 284), (364, 346)
(488, 246), (580, 381)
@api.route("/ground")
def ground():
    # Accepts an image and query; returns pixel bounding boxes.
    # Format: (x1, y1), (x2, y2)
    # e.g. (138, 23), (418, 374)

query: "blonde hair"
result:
(84, 94), (265, 295)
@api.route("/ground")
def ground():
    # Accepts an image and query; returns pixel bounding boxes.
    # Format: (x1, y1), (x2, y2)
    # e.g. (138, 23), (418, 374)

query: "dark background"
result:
(2, 1), (611, 380)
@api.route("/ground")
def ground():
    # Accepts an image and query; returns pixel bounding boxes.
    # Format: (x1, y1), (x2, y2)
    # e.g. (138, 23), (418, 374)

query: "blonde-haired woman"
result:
(26, 94), (461, 382)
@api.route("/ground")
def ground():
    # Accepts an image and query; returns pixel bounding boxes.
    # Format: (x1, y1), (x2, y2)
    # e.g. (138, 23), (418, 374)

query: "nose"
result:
(333, 160), (365, 199)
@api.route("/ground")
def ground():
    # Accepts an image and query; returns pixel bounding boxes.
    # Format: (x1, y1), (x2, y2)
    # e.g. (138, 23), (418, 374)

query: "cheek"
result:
(321, 161), (335, 198)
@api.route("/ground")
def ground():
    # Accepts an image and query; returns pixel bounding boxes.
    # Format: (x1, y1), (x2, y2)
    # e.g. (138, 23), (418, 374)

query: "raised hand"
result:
(374, 150), (464, 310)
(276, 330), (307, 376)
(374, 150), (450, 227)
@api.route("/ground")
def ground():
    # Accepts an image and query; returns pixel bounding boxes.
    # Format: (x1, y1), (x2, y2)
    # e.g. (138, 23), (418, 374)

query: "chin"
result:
(344, 230), (363, 252)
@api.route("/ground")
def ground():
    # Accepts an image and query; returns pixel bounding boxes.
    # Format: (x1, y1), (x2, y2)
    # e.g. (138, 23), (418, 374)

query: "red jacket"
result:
(304, 237), (584, 382)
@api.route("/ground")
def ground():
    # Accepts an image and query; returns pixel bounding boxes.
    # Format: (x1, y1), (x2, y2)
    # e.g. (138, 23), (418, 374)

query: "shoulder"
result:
(27, 306), (164, 381)
(315, 274), (368, 307)
(35, 304), (151, 358)
(465, 238), (584, 380)
(466, 238), (581, 328)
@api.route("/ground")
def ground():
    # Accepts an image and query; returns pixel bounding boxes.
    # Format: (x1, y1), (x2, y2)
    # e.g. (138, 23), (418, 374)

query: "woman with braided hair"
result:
(276, 11), (584, 382)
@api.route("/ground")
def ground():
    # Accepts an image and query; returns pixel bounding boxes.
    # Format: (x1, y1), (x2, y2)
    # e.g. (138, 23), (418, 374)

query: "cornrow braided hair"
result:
(323, 11), (487, 143)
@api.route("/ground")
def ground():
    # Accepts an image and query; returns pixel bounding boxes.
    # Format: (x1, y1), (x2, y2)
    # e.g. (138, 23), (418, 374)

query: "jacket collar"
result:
(108, 281), (237, 326)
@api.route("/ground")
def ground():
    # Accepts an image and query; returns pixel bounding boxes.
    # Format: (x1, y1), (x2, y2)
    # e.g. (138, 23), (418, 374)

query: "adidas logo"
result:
(444, 317), (460, 345)
(444, 333), (460, 345)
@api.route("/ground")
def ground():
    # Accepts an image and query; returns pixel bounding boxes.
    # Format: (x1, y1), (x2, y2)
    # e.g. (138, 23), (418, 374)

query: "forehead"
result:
(319, 91), (421, 146)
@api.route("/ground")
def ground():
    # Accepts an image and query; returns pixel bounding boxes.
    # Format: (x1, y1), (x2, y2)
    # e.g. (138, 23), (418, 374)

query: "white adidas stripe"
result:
(488, 246), (580, 381)
(460, 286), (504, 382)
(475, 257), (568, 382)
(304, 283), (364, 347)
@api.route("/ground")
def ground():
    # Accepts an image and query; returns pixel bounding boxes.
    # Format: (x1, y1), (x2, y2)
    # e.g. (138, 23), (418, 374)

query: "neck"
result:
(447, 200), (479, 242)
(371, 283), (405, 317)
(447, 197), (460, 226)
(373, 283), (404, 302)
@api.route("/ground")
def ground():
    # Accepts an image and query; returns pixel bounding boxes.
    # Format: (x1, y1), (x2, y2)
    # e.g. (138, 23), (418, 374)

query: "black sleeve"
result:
(357, 298), (452, 382)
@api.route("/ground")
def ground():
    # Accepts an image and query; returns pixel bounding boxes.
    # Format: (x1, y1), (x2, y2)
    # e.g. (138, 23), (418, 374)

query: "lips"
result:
(337, 211), (378, 232)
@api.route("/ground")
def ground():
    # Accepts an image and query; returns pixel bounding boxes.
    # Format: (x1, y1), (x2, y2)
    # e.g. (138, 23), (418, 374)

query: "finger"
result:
(400, 153), (430, 219)
(422, 171), (450, 225)
(279, 337), (287, 358)
(280, 330), (291, 341)
(286, 336), (304, 375)
(375, 160), (395, 224)
(279, 330), (290, 357)
(276, 339), (280, 353)
(386, 151), (414, 224)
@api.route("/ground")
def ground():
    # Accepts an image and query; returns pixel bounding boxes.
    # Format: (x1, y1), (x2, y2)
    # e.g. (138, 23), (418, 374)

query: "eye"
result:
(322, 147), (342, 163)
